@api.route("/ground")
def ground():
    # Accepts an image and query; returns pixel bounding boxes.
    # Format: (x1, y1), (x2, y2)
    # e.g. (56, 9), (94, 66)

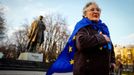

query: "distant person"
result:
(116, 59), (123, 75)
(27, 15), (46, 52)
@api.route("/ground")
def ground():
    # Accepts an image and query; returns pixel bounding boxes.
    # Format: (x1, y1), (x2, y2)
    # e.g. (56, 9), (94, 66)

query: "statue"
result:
(27, 15), (46, 52)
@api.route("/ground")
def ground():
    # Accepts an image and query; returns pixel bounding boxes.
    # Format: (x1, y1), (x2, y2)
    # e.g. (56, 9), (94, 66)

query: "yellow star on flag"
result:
(73, 36), (76, 40)
(69, 46), (72, 52)
(70, 59), (74, 64)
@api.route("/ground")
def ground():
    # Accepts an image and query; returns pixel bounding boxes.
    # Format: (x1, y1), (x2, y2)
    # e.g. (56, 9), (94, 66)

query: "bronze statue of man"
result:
(27, 15), (46, 52)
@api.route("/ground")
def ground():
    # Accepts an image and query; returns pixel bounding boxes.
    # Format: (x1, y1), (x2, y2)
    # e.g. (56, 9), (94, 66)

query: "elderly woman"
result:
(46, 2), (115, 75)
(73, 2), (115, 75)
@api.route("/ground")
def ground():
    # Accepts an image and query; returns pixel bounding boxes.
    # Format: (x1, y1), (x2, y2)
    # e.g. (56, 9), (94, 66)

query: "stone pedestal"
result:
(18, 52), (43, 62)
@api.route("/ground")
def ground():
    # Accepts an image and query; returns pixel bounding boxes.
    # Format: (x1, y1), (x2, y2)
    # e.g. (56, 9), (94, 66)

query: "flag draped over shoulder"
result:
(46, 17), (112, 75)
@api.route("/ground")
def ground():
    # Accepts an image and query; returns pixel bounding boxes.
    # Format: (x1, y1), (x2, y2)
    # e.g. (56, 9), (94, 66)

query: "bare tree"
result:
(43, 14), (70, 62)
(13, 22), (29, 53)
(0, 5), (6, 41)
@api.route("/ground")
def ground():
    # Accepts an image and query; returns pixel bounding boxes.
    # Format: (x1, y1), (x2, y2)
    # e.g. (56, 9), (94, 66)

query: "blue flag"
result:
(46, 17), (112, 75)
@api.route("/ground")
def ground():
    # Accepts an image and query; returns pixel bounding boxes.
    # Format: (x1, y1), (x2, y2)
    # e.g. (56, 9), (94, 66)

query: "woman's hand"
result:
(99, 32), (110, 42)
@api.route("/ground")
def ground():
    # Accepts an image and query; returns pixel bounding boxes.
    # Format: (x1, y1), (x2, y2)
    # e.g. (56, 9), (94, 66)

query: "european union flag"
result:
(46, 17), (112, 75)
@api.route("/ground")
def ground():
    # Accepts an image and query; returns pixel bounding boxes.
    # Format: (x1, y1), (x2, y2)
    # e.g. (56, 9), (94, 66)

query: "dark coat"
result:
(73, 25), (115, 75)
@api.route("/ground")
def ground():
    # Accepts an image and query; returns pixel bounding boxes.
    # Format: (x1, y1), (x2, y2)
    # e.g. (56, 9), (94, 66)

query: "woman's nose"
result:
(93, 9), (100, 13)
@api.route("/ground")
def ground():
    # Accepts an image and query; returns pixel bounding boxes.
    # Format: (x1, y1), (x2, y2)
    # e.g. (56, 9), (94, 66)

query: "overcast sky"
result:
(1, 0), (134, 45)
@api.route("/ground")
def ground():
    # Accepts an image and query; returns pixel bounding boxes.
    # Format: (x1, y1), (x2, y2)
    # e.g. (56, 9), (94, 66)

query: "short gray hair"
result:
(83, 2), (101, 17)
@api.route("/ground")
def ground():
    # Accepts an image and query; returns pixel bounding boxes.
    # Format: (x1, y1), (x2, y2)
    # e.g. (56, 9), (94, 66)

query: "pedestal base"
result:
(18, 52), (43, 62)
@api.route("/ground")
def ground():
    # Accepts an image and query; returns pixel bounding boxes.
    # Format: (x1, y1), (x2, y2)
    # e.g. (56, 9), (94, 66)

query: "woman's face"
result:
(85, 4), (101, 22)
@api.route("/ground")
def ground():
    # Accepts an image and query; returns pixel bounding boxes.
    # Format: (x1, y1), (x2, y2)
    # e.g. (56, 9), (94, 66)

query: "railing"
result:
(0, 58), (52, 71)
